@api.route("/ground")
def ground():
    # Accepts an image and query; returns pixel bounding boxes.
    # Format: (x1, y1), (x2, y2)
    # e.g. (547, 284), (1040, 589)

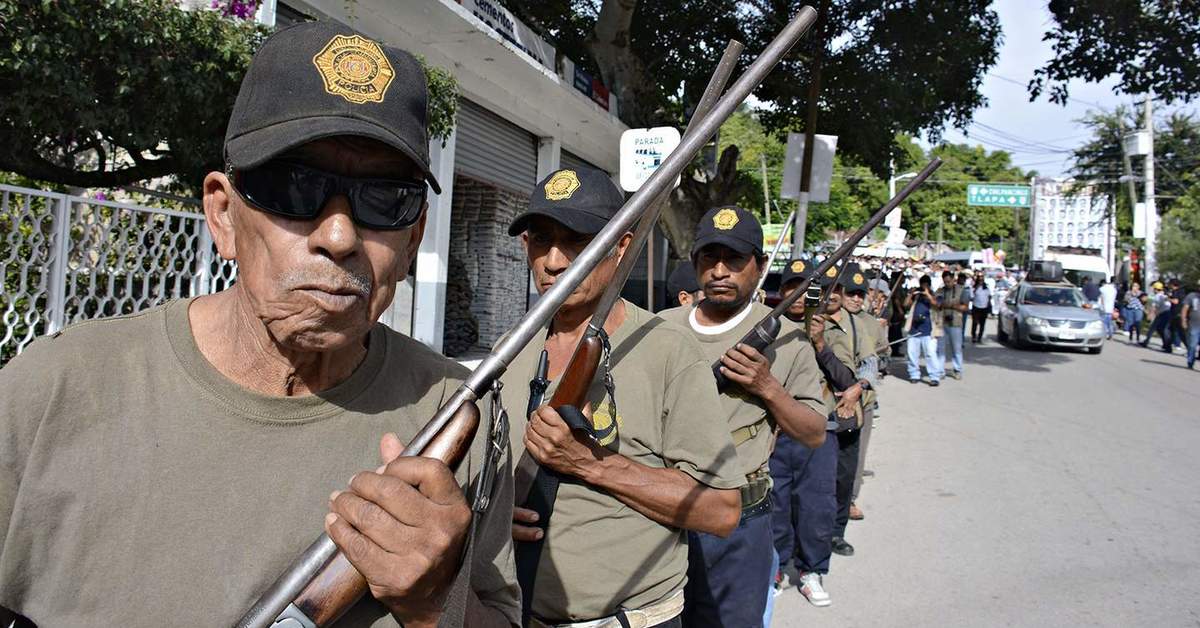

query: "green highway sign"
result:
(967, 183), (1031, 208)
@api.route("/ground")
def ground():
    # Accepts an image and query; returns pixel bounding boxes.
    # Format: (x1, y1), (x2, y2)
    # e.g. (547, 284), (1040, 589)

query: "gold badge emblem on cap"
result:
(545, 170), (581, 201)
(713, 208), (740, 230)
(826, 267), (837, 278)
(853, 273), (865, 284)
(791, 260), (805, 273)
(313, 35), (395, 104)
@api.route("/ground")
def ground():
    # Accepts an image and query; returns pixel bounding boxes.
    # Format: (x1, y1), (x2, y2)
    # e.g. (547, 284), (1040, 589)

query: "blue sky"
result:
(934, 0), (1165, 177)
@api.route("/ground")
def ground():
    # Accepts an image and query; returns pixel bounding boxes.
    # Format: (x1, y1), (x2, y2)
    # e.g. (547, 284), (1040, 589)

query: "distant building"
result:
(1029, 178), (1116, 277)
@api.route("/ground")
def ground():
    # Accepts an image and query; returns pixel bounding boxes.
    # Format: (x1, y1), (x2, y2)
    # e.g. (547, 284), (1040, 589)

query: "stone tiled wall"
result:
(444, 175), (529, 355)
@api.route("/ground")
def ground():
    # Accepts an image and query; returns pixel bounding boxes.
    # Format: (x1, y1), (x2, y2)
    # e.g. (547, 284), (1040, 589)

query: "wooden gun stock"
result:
(288, 399), (481, 627)
(547, 334), (604, 411)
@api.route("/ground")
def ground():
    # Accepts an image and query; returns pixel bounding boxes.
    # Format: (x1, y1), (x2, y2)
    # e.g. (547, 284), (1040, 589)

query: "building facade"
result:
(1029, 178), (1117, 277)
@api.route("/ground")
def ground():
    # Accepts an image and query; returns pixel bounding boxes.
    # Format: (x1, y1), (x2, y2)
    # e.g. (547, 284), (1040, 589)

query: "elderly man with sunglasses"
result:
(0, 23), (518, 628)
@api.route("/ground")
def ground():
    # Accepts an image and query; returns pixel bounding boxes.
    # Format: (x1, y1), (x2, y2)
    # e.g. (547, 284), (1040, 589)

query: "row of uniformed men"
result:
(502, 166), (889, 627)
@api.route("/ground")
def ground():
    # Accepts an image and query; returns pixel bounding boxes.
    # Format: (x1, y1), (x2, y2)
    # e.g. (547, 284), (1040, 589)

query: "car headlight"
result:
(1025, 316), (1046, 327)
(1086, 320), (1103, 331)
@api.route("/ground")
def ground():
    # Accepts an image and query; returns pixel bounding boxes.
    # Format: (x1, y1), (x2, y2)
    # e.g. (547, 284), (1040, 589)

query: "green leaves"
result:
(0, 0), (458, 193)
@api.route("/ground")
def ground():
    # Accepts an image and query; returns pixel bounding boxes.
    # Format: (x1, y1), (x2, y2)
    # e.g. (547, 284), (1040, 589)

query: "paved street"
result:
(771, 321), (1200, 627)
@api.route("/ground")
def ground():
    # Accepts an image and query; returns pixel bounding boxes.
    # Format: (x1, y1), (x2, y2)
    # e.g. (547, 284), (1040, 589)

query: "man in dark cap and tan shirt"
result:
(503, 167), (743, 628)
(659, 206), (828, 628)
(0, 22), (518, 627)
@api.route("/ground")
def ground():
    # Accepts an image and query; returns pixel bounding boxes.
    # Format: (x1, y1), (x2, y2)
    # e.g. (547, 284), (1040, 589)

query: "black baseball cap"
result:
(780, 258), (813, 288)
(668, 264), (701, 296)
(508, 167), (625, 236)
(839, 262), (869, 293)
(817, 260), (842, 287)
(223, 21), (441, 193)
(691, 206), (763, 257)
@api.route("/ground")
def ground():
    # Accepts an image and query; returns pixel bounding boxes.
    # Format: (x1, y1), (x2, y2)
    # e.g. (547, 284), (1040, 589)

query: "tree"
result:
(1070, 108), (1200, 262)
(0, 0), (458, 194)
(888, 140), (1034, 254)
(505, 0), (1001, 257)
(1157, 186), (1200, 285)
(1030, 0), (1200, 105)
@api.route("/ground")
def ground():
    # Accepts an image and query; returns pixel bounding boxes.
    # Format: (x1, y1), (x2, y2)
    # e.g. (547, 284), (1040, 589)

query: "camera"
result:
(804, 284), (822, 307)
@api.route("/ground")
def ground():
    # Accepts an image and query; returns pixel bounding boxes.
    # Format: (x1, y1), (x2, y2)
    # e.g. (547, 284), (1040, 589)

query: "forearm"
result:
(580, 454), (740, 537)
(761, 383), (825, 448)
(814, 346), (858, 391)
(465, 590), (518, 628)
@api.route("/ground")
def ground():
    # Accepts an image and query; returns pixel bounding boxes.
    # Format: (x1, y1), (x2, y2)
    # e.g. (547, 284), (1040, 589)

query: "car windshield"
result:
(1023, 286), (1084, 307)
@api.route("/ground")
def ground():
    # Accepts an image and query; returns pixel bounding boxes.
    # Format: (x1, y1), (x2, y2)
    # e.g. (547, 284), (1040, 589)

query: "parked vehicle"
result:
(997, 279), (1105, 353)
(1040, 251), (1109, 287)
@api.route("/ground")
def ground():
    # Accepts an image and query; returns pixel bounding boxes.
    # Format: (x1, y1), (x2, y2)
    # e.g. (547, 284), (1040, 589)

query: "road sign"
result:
(619, 127), (681, 192)
(967, 183), (1031, 208)
(780, 134), (838, 202)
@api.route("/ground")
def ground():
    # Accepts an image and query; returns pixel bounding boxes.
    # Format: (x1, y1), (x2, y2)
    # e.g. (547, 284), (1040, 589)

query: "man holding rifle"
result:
(0, 23), (519, 627)
(768, 259), (860, 607)
(660, 206), (828, 628)
(808, 262), (877, 558)
(503, 168), (744, 628)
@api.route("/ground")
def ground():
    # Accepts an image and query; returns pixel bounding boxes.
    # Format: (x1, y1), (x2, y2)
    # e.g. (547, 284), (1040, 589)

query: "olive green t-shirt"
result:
(659, 302), (826, 478)
(499, 302), (742, 622)
(0, 299), (520, 628)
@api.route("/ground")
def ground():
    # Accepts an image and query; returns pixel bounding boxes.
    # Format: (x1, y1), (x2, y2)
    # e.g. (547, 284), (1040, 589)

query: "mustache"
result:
(704, 280), (739, 292)
(281, 267), (372, 297)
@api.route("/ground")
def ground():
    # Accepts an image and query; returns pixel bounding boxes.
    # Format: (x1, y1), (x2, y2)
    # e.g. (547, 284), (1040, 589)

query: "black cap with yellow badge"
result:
(780, 258), (812, 287)
(838, 262), (869, 293)
(691, 205), (763, 257)
(508, 167), (626, 236)
(223, 21), (441, 193)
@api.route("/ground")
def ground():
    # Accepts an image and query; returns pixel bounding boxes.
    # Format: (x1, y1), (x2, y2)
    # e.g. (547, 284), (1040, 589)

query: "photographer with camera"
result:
(904, 275), (944, 386)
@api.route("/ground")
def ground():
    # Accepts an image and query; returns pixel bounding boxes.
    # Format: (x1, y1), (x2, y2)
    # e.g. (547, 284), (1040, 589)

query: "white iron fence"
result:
(0, 184), (237, 366)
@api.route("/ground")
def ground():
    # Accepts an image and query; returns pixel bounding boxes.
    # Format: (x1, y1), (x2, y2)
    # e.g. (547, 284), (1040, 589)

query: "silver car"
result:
(997, 281), (1105, 354)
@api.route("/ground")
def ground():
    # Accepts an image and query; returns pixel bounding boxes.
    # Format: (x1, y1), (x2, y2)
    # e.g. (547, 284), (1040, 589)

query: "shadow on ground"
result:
(886, 335), (1075, 376)
(1139, 358), (1193, 371)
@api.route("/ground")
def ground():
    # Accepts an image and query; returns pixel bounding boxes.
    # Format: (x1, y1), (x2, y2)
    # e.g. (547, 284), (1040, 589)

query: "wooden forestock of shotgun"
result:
(711, 157), (943, 391)
(235, 7), (821, 628)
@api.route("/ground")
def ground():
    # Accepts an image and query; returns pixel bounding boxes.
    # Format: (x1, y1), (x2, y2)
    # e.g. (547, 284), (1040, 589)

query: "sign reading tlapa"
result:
(967, 183), (1031, 208)
(619, 127), (682, 192)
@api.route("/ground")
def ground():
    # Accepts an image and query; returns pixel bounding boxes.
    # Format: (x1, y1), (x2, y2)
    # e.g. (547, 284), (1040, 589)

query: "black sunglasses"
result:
(229, 160), (428, 230)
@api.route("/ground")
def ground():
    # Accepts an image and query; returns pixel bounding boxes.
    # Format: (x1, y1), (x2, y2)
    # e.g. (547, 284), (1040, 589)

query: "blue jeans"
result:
(938, 326), (964, 374)
(1123, 308), (1143, 332)
(1101, 312), (1115, 337)
(769, 432), (837, 575)
(684, 506), (773, 628)
(906, 334), (942, 381)
(1187, 328), (1200, 368)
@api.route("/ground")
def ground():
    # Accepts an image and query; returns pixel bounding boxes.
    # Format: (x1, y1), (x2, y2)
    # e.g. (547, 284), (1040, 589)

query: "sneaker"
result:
(798, 572), (832, 607)
(949, 370), (962, 380)
(929, 380), (940, 387)
(773, 569), (790, 598)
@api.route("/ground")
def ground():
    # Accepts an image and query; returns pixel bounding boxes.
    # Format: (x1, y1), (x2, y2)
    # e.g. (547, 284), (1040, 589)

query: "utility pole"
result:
(760, 153), (772, 226)
(792, 0), (829, 252)
(1142, 94), (1157, 285)
(937, 214), (944, 254)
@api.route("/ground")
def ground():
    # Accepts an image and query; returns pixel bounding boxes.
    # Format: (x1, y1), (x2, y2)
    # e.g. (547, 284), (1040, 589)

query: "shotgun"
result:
(712, 157), (943, 391)
(235, 7), (820, 628)
(515, 9), (822, 619)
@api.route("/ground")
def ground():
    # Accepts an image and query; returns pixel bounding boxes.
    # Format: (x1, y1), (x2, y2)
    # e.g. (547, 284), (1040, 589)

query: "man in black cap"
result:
(805, 262), (877, 558)
(767, 259), (860, 607)
(0, 22), (519, 628)
(659, 207), (827, 628)
(667, 263), (703, 308)
(502, 168), (743, 628)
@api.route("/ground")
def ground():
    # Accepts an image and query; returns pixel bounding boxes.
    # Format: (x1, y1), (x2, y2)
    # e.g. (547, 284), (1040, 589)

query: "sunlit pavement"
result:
(771, 320), (1200, 627)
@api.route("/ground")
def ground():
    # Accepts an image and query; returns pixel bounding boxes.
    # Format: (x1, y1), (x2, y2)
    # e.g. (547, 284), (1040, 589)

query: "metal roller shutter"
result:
(454, 99), (538, 193)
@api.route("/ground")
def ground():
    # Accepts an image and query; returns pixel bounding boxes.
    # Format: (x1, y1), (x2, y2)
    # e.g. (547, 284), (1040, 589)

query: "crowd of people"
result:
(1086, 276), (1200, 370)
